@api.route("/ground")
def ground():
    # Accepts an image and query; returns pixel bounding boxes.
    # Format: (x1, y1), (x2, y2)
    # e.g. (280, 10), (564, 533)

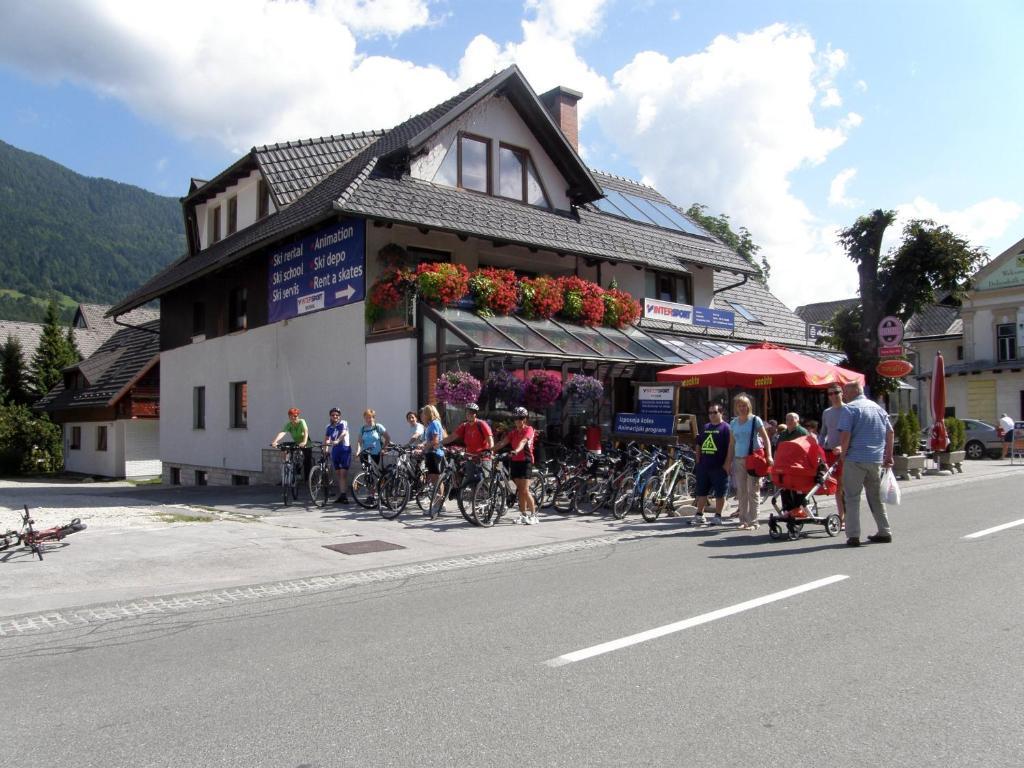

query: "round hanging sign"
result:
(877, 316), (904, 346)
(876, 358), (913, 378)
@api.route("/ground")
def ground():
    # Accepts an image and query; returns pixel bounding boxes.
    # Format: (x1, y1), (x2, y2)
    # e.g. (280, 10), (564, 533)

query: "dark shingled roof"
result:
(255, 130), (386, 207)
(110, 66), (754, 316)
(336, 175), (750, 275)
(37, 319), (160, 412)
(905, 303), (961, 338)
(794, 298), (859, 326)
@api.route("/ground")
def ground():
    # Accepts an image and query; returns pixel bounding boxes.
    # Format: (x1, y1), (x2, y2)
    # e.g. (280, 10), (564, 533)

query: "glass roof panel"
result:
(484, 314), (563, 354)
(592, 196), (628, 217)
(596, 326), (664, 361)
(603, 190), (659, 225)
(649, 200), (711, 237)
(621, 326), (684, 362)
(521, 317), (600, 356)
(553, 321), (634, 359)
(437, 308), (523, 351)
(622, 194), (682, 231)
(646, 333), (704, 364)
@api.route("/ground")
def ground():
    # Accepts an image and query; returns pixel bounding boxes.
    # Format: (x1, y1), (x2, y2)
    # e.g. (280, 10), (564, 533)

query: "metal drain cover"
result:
(323, 540), (407, 555)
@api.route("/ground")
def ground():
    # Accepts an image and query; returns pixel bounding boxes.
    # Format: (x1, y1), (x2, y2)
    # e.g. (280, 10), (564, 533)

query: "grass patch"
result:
(154, 512), (214, 523)
(127, 477), (162, 486)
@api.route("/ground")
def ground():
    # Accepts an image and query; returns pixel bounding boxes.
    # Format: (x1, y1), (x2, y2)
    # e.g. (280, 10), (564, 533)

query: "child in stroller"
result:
(767, 435), (842, 539)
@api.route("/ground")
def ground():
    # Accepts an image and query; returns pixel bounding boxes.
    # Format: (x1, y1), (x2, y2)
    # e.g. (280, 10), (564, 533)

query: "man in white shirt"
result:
(1000, 413), (1015, 459)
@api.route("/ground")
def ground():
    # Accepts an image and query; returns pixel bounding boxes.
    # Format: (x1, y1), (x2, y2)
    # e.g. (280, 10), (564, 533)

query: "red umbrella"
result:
(929, 351), (949, 451)
(655, 342), (865, 389)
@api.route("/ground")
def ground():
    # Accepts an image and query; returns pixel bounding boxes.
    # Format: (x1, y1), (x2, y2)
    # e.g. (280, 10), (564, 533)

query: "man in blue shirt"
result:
(838, 381), (895, 546)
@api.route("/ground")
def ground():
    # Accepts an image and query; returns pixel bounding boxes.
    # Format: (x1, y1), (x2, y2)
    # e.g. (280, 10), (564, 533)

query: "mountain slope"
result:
(0, 139), (185, 315)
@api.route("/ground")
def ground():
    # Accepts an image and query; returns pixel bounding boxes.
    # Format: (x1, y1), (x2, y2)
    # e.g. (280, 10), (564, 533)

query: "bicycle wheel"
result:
(610, 480), (635, 520)
(459, 481), (486, 526)
(350, 471), (376, 508)
(414, 470), (433, 512)
(427, 475), (448, 520)
(574, 475), (608, 515)
(552, 474), (581, 513)
(290, 459), (301, 501)
(379, 470), (411, 519)
(309, 466), (329, 508)
(0, 531), (20, 551)
(529, 469), (552, 510)
(472, 480), (502, 527)
(280, 463), (290, 506)
(640, 477), (663, 522)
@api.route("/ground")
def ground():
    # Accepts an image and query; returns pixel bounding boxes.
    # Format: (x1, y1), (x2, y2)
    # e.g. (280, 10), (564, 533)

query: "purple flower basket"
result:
(435, 371), (482, 407)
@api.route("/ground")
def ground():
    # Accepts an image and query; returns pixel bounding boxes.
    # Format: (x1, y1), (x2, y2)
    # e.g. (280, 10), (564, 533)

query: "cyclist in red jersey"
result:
(443, 402), (494, 456)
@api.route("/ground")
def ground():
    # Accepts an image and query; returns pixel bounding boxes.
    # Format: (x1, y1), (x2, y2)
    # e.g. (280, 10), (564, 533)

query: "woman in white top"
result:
(406, 410), (425, 446)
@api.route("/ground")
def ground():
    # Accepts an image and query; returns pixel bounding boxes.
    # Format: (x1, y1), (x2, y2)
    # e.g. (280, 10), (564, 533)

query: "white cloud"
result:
(155, 157), (169, 172)
(597, 24), (862, 308)
(0, 0), (448, 152)
(828, 167), (859, 207)
(457, 0), (613, 125)
(885, 196), (1023, 255)
(328, 0), (433, 37)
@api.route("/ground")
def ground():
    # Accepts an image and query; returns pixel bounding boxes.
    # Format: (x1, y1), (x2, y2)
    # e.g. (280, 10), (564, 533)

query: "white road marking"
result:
(545, 574), (849, 667)
(963, 519), (1024, 539)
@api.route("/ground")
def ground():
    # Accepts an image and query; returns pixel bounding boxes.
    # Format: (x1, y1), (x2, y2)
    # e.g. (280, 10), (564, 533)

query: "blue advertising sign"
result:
(267, 219), (365, 323)
(614, 412), (675, 437)
(693, 306), (735, 330)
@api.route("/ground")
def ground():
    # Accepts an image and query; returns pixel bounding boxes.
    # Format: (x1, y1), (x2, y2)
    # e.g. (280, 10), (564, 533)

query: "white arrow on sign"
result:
(335, 284), (356, 301)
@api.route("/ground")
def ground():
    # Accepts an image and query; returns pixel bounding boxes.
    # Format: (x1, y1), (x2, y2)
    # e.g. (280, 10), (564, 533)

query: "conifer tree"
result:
(1, 335), (30, 405)
(30, 300), (78, 398)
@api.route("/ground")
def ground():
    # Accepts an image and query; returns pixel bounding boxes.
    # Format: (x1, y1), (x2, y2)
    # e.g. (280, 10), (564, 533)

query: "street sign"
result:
(876, 358), (913, 378)
(879, 345), (906, 357)
(877, 316), (904, 346)
(637, 384), (675, 414)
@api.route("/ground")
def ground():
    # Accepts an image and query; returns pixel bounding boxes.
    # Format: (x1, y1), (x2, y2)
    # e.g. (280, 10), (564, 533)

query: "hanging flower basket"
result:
(524, 370), (563, 411)
(469, 267), (519, 317)
(565, 374), (603, 404)
(434, 370), (482, 407)
(483, 368), (525, 407)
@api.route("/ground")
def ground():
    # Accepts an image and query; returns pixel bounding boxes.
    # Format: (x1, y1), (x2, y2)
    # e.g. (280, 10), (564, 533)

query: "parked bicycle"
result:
(0, 505), (87, 561)
(307, 442), (337, 508)
(640, 444), (697, 522)
(610, 445), (663, 520)
(274, 442), (305, 505)
(377, 445), (431, 520)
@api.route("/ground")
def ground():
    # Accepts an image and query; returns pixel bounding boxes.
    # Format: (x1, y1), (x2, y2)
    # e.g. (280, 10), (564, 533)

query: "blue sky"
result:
(1, 0), (1021, 308)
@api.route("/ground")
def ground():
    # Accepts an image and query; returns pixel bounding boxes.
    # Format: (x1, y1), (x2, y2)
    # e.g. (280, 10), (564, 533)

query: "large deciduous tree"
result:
(30, 300), (79, 398)
(686, 204), (770, 282)
(829, 209), (987, 398)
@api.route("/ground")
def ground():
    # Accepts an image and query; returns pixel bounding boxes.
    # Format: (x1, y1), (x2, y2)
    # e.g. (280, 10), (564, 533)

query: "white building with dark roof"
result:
(109, 66), (841, 486)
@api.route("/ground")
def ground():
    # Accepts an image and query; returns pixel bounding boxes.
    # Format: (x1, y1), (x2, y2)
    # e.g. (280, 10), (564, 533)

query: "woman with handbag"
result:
(724, 393), (773, 530)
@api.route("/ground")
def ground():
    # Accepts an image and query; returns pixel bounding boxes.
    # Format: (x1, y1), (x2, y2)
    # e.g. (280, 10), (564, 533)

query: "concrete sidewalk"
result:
(1, 460), (1019, 618)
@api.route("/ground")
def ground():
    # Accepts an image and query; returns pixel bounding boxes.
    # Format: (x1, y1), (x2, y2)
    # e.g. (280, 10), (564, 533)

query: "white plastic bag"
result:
(881, 467), (901, 505)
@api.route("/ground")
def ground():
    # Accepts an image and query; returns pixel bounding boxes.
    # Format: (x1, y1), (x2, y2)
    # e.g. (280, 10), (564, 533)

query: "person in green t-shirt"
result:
(272, 407), (309, 447)
(777, 412), (809, 443)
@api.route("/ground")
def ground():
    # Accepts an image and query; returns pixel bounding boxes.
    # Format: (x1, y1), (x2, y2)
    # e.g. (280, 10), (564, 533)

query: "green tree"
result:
(1, 335), (31, 406)
(0, 404), (63, 474)
(30, 300), (78, 398)
(828, 210), (987, 398)
(686, 204), (770, 281)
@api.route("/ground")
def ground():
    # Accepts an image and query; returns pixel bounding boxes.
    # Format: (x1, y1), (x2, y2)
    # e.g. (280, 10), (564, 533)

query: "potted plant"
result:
(892, 411), (925, 480)
(935, 416), (966, 473)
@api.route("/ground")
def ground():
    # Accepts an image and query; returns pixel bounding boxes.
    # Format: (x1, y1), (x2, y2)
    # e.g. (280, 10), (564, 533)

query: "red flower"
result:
(520, 276), (564, 319)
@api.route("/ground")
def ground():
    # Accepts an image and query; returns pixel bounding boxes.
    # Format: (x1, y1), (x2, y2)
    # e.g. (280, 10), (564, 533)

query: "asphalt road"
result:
(3, 473), (1022, 768)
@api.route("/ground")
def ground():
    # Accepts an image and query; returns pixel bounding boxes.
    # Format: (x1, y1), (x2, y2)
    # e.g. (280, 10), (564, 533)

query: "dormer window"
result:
(499, 144), (550, 207)
(433, 133), (549, 208)
(210, 205), (222, 244)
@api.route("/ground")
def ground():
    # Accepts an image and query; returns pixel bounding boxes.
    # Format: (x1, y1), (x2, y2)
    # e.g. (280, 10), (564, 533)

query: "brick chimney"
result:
(539, 85), (583, 153)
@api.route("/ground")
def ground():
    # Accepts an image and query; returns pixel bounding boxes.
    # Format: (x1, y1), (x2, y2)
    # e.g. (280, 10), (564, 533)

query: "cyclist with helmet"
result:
(324, 407), (351, 504)
(494, 406), (537, 525)
(443, 402), (493, 457)
(272, 407), (309, 448)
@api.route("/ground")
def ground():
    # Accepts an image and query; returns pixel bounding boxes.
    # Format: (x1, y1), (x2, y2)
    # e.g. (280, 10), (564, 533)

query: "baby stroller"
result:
(767, 435), (842, 540)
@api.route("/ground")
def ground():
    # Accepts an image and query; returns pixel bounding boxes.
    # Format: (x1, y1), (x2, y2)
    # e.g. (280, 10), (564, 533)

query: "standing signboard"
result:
(267, 218), (365, 323)
(637, 384), (675, 414)
(614, 412), (675, 437)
